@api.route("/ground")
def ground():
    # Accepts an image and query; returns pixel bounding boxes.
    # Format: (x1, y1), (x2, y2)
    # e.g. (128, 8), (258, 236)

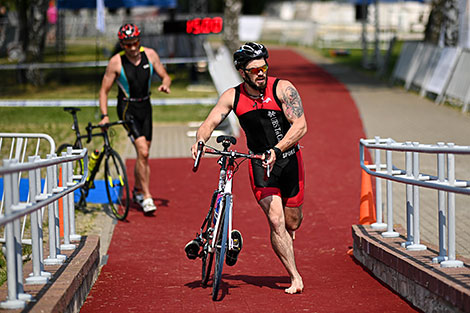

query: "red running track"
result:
(80, 49), (419, 312)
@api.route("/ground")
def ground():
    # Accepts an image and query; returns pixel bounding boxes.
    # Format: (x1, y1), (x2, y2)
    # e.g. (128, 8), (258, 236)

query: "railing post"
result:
(67, 147), (81, 242)
(402, 142), (414, 247)
(433, 142), (448, 263)
(60, 155), (75, 251)
(382, 140), (398, 237)
(371, 136), (387, 230)
(25, 156), (49, 284)
(44, 154), (65, 265)
(407, 142), (427, 251)
(441, 143), (464, 268)
(35, 158), (48, 277)
(0, 160), (26, 309)
(11, 161), (32, 302)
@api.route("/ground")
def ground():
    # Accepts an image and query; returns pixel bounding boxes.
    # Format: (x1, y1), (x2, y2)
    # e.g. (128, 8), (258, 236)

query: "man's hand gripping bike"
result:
(186, 135), (268, 301)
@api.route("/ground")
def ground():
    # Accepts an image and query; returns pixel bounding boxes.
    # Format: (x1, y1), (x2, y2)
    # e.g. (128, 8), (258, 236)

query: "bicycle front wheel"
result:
(212, 195), (230, 300)
(104, 149), (130, 220)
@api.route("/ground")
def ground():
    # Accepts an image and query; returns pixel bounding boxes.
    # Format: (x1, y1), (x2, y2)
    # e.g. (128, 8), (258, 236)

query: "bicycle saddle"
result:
(216, 135), (236, 146)
(64, 107), (81, 113)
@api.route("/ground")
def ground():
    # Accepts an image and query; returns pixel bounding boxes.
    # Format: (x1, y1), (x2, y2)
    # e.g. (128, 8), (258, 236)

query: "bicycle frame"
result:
(192, 135), (266, 300)
(61, 107), (130, 220)
(208, 151), (236, 255)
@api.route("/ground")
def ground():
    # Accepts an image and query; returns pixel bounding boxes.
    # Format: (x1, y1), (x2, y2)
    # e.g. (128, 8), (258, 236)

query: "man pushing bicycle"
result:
(98, 24), (171, 214)
(188, 42), (307, 294)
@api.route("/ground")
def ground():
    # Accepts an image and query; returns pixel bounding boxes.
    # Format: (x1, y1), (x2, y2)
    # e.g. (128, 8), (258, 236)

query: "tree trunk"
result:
(223, 0), (242, 53)
(424, 0), (459, 46)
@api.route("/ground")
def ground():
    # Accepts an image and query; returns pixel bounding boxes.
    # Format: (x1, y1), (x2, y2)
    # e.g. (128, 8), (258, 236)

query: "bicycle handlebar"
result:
(85, 120), (127, 144)
(192, 141), (264, 173)
(192, 141), (204, 172)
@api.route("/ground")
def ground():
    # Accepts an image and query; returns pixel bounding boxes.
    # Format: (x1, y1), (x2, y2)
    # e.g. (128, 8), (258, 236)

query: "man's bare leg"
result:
(133, 137), (152, 199)
(259, 196), (304, 294)
(285, 206), (303, 241)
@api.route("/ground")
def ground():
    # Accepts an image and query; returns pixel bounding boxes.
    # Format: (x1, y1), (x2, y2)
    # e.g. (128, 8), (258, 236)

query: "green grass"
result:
(0, 105), (213, 158)
(316, 41), (404, 80)
(0, 42), (218, 100)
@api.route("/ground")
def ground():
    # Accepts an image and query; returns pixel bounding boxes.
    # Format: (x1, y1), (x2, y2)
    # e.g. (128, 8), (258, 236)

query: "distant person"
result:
(188, 42), (307, 294)
(99, 23), (171, 214)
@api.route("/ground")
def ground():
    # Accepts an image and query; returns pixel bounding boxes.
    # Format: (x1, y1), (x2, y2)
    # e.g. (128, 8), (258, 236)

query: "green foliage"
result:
(0, 104), (213, 157)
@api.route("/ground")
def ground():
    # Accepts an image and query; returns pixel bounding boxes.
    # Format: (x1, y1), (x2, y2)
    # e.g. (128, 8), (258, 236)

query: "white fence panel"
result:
(442, 50), (470, 106)
(391, 41), (419, 83)
(409, 45), (441, 90)
(423, 47), (461, 100)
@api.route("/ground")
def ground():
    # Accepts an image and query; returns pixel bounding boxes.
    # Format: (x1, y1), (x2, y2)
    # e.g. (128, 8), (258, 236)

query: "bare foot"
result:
(285, 277), (303, 294)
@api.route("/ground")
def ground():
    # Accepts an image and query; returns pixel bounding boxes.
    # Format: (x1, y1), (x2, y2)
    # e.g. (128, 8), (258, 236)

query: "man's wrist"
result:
(101, 114), (108, 119)
(273, 147), (282, 159)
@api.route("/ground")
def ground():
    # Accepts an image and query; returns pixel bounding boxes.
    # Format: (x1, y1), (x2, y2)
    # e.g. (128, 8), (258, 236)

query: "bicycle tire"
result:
(201, 191), (219, 286)
(212, 195), (230, 300)
(104, 149), (130, 220)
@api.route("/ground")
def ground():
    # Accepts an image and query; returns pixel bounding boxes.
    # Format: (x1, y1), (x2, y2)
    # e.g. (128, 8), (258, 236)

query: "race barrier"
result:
(0, 134), (87, 309)
(359, 137), (470, 268)
(391, 41), (470, 113)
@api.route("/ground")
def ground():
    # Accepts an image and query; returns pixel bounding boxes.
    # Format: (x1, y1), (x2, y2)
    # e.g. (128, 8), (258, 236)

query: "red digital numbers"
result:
(186, 17), (223, 35)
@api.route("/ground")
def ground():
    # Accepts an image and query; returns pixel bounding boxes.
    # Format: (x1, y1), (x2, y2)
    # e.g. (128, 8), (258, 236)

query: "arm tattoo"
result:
(282, 86), (304, 119)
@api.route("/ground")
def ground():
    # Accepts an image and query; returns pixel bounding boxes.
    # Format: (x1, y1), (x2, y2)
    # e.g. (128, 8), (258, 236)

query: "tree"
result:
(424, 0), (459, 46)
(223, 0), (242, 53)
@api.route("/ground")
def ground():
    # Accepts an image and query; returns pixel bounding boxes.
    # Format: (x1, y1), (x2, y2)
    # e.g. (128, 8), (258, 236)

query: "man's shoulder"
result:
(108, 53), (122, 68)
(141, 47), (159, 59)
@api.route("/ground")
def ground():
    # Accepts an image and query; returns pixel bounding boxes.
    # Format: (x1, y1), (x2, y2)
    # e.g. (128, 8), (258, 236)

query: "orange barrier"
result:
(359, 161), (376, 225)
(59, 166), (64, 237)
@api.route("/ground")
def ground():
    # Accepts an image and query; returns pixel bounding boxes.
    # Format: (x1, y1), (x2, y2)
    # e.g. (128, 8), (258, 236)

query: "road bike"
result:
(57, 107), (130, 221)
(187, 135), (267, 300)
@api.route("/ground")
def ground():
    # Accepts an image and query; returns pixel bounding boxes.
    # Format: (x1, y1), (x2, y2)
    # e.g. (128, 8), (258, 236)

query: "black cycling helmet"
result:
(118, 23), (141, 41)
(233, 42), (269, 70)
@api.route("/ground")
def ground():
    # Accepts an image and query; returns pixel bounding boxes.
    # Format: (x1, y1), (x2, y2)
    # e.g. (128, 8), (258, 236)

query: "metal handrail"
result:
(0, 150), (87, 225)
(0, 147), (87, 309)
(359, 136), (466, 269)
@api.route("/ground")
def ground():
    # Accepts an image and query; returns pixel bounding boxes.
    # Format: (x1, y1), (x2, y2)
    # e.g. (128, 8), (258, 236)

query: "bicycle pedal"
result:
(185, 239), (202, 260)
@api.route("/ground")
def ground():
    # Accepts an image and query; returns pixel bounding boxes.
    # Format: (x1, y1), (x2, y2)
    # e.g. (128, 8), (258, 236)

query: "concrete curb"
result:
(352, 225), (470, 313)
(0, 235), (100, 313)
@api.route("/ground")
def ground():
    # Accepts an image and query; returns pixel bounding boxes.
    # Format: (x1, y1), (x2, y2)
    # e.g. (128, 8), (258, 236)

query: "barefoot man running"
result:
(191, 42), (306, 294)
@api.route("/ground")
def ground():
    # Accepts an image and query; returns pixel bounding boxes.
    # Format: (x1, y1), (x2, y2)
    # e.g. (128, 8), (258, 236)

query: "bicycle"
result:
(186, 135), (268, 300)
(57, 107), (130, 221)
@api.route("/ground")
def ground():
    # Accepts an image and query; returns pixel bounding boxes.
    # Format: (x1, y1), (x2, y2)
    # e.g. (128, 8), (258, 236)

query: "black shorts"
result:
(248, 149), (304, 207)
(117, 99), (152, 141)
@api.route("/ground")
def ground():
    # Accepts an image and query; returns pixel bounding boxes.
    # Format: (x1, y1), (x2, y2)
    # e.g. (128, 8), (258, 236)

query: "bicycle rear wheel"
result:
(104, 149), (130, 220)
(201, 191), (218, 287)
(212, 195), (230, 300)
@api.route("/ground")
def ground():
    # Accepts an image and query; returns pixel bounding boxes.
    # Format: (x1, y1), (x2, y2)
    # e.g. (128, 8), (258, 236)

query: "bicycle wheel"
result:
(104, 149), (130, 220)
(212, 195), (230, 300)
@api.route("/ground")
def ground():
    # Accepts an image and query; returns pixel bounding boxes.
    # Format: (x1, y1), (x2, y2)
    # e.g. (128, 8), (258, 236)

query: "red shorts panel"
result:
(248, 149), (304, 207)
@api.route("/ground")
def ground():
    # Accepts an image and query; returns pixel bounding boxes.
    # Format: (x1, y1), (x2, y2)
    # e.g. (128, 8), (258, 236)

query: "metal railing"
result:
(0, 145), (87, 309)
(359, 136), (470, 268)
(0, 133), (56, 245)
